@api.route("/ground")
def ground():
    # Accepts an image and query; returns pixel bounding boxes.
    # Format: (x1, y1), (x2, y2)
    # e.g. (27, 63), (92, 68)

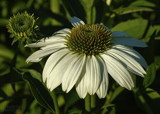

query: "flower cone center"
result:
(65, 24), (112, 55)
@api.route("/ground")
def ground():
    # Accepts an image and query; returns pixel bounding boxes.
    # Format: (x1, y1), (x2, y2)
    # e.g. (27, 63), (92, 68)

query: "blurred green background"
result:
(0, 0), (160, 114)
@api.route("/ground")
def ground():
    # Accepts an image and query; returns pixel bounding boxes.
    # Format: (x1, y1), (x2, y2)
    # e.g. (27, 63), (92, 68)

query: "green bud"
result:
(7, 11), (40, 45)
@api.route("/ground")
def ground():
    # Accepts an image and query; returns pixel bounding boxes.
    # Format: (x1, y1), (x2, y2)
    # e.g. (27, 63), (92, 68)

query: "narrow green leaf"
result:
(68, 108), (82, 114)
(50, 0), (60, 14)
(21, 69), (42, 82)
(81, 0), (94, 8)
(22, 72), (55, 113)
(109, 86), (124, 103)
(81, 0), (95, 24)
(113, 7), (154, 15)
(143, 63), (156, 88)
(111, 18), (148, 39)
(0, 45), (14, 60)
(145, 88), (160, 113)
(146, 88), (160, 100)
(129, 0), (156, 7)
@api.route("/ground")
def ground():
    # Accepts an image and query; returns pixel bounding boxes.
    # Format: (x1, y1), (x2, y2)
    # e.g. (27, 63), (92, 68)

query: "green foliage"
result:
(143, 63), (156, 88)
(22, 72), (55, 113)
(7, 12), (40, 45)
(111, 18), (148, 39)
(0, 0), (160, 113)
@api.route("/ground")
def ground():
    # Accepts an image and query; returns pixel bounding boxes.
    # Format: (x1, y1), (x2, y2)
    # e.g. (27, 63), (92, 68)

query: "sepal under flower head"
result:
(7, 11), (39, 45)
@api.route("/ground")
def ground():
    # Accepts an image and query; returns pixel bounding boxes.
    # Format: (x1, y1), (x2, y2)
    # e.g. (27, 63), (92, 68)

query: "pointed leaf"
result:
(113, 7), (154, 15)
(129, 0), (156, 7)
(111, 18), (148, 39)
(22, 72), (55, 113)
(143, 63), (156, 88)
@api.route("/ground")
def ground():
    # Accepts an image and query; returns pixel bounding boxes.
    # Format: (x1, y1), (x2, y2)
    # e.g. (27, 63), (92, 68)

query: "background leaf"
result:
(111, 18), (148, 39)
(22, 72), (55, 113)
(143, 63), (156, 88)
(129, 0), (156, 7)
(113, 7), (154, 15)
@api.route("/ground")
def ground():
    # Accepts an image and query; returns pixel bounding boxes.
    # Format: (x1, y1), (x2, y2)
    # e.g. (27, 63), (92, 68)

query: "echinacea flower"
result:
(26, 17), (147, 98)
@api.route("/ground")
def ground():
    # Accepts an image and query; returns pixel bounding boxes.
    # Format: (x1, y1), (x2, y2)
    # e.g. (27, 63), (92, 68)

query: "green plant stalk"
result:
(102, 86), (124, 113)
(87, 6), (93, 24)
(85, 94), (91, 112)
(50, 91), (60, 114)
(133, 88), (153, 114)
(91, 95), (96, 108)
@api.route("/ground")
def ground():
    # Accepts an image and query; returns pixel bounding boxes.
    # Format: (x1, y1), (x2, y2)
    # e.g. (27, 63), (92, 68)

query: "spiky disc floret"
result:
(65, 24), (112, 55)
(7, 11), (39, 45)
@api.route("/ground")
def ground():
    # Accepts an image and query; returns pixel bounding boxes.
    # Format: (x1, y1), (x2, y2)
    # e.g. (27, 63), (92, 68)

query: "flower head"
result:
(7, 11), (39, 45)
(26, 17), (147, 98)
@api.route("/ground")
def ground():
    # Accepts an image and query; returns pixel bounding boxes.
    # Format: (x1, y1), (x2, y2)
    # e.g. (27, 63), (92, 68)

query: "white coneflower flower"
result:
(26, 17), (147, 98)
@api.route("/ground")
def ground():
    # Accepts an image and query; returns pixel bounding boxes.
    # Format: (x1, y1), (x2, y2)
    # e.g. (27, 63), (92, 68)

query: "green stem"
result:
(91, 95), (96, 109)
(50, 91), (60, 114)
(102, 86), (124, 113)
(86, 2), (93, 24)
(85, 94), (91, 112)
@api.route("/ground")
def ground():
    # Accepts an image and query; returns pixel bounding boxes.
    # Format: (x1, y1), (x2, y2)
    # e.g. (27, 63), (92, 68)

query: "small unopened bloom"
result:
(7, 11), (39, 45)
(26, 17), (147, 98)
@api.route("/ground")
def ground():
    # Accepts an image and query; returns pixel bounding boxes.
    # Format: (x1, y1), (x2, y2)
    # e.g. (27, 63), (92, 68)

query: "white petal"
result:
(112, 44), (148, 68)
(86, 56), (101, 95)
(112, 31), (147, 47)
(52, 28), (70, 35)
(26, 43), (64, 63)
(107, 48), (146, 77)
(46, 53), (78, 91)
(25, 36), (66, 48)
(41, 42), (65, 50)
(62, 54), (86, 93)
(96, 56), (109, 98)
(42, 49), (69, 82)
(70, 17), (85, 27)
(101, 54), (134, 90)
(76, 75), (88, 99)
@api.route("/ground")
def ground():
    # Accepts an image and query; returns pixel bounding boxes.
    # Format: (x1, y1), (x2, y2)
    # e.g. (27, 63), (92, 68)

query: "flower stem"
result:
(91, 95), (96, 109)
(85, 94), (91, 112)
(50, 91), (60, 114)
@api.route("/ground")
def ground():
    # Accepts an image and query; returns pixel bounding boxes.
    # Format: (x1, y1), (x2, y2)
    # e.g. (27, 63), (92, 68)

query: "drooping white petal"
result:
(26, 43), (64, 63)
(112, 44), (148, 68)
(46, 53), (79, 91)
(62, 54), (86, 93)
(40, 42), (65, 50)
(107, 48), (146, 77)
(86, 56), (101, 95)
(42, 49), (69, 82)
(101, 54), (134, 90)
(25, 35), (66, 48)
(112, 31), (147, 47)
(96, 56), (109, 98)
(70, 16), (85, 27)
(76, 74), (88, 99)
(52, 28), (70, 35)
